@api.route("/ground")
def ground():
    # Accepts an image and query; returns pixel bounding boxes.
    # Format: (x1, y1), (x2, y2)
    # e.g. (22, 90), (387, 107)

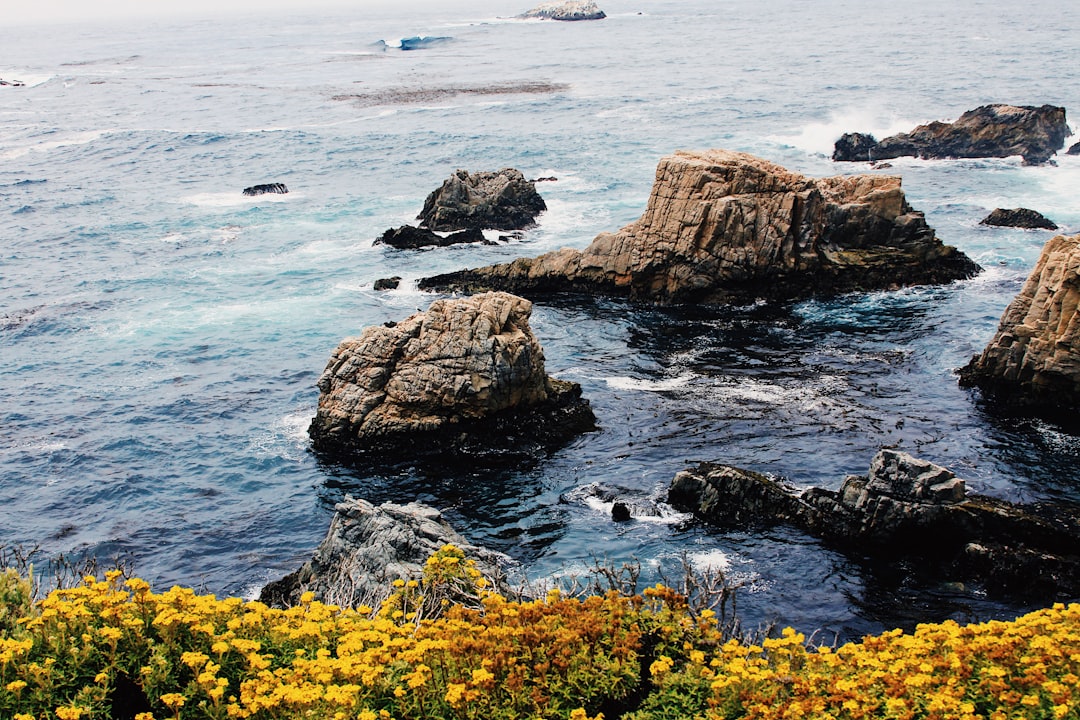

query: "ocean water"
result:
(2, 0), (1079, 640)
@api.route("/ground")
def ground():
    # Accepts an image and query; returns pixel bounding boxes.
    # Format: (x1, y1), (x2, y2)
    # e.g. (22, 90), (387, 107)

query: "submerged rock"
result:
(308, 291), (595, 462)
(0, 78), (26, 87)
(242, 183), (288, 196)
(375, 225), (487, 249)
(259, 498), (508, 608)
(418, 168), (547, 231)
(980, 208), (1058, 230)
(959, 233), (1080, 417)
(668, 449), (1080, 598)
(519, 1), (606, 20)
(420, 149), (978, 304)
(373, 277), (401, 291)
(1068, 141), (1080, 156)
(833, 104), (1070, 165)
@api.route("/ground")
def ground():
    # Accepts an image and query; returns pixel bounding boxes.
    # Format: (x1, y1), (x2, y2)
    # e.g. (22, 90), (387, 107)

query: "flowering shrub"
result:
(1, 546), (1078, 720)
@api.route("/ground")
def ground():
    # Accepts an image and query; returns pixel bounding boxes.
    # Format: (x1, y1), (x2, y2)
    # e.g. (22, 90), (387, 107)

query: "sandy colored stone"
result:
(960, 233), (1080, 414)
(420, 149), (977, 303)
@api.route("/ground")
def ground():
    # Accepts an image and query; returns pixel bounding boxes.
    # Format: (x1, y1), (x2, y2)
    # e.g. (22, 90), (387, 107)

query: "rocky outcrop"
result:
(243, 183), (288, 196)
(420, 149), (979, 304)
(259, 498), (508, 608)
(959, 233), (1080, 417)
(308, 292), (595, 462)
(980, 208), (1058, 230)
(373, 277), (401, 291)
(375, 225), (488, 249)
(418, 168), (547, 231)
(519, 1), (606, 20)
(832, 104), (1070, 165)
(668, 449), (1080, 598)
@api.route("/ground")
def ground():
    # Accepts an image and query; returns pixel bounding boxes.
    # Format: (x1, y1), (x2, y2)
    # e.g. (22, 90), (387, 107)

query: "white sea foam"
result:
(0, 128), (111, 160)
(179, 191), (293, 207)
(771, 108), (919, 156)
(687, 548), (732, 573)
(605, 375), (693, 392)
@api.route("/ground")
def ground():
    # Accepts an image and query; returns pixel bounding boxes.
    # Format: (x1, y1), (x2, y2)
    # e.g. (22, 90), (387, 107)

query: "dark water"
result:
(2, 0), (1079, 640)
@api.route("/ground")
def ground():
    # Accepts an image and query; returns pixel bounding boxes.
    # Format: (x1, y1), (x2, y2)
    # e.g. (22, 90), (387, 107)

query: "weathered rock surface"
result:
(959, 233), (1080, 417)
(980, 208), (1058, 230)
(373, 277), (401, 291)
(519, 1), (606, 20)
(375, 225), (487, 249)
(832, 104), (1070, 165)
(418, 168), (546, 232)
(420, 149), (979, 304)
(243, 182), (288, 196)
(308, 291), (595, 461)
(259, 498), (508, 608)
(668, 449), (1080, 598)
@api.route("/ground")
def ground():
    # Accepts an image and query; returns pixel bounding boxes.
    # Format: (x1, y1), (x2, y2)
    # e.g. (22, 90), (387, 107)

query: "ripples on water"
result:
(2, 0), (1079, 639)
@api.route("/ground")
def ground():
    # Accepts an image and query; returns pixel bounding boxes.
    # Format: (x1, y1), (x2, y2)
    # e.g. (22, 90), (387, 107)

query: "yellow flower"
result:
(160, 693), (186, 710)
(6, 680), (28, 692)
(55, 708), (86, 720)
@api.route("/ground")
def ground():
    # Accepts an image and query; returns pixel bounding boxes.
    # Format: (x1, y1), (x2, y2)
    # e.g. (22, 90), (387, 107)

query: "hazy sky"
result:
(3, 0), (451, 27)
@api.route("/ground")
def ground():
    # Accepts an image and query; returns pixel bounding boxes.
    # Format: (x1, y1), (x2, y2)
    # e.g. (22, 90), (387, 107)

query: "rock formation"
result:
(375, 225), (488, 249)
(420, 149), (979, 304)
(519, 1), (606, 20)
(373, 277), (401, 291)
(259, 498), (508, 608)
(242, 183), (288, 196)
(832, 104), (1070, 165)
(980, 208), (1058, 230)
(959, 233), (1080, 417)
(668, 449), (1080, 598)
(308, 292), (595, 461)
(1068, 141), (1080, 156)
(418, 168), (547, 231)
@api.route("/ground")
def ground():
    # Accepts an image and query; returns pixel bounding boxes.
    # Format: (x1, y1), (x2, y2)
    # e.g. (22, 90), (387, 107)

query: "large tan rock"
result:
(419, 149), (978, 303)
(960, 233), (1080, 415)
(308, 291), (594, 460)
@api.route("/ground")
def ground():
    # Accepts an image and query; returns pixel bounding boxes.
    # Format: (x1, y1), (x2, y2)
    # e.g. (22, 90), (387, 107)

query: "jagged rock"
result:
(519, 1), (606, 20)
(373, 277), (401, 291)
(959, 233), (1080, 417)
(308, 291), (595, 461)
(243, 183), (288, 196)
(420, 149), (979, 304)
(375, 225), (487, 249)
(668, 449), (1080, 598)
(833, 104), (1070, 165)
(418, 168), (547, 231)
(980, 208), (1058, 230)
(259, 498), (508, 608)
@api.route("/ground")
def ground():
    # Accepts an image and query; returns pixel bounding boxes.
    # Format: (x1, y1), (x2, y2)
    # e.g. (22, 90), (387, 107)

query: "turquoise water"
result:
(2, 0), (1079, 639)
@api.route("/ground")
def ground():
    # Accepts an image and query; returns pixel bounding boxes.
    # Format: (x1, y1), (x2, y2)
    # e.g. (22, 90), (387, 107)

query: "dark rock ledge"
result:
(833, 104), (1070, 166)
(668, 449), (1080, 599)
(307, 291), (595, 464)
(419, 149), (979, 305)
(979, 208), (1058, 230)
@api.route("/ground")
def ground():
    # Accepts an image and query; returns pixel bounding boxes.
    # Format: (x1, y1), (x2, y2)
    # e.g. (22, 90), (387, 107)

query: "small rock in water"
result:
(373, 277), (401, 291)
(980, 207), (1058, 230)
(242, 183), (288, 196)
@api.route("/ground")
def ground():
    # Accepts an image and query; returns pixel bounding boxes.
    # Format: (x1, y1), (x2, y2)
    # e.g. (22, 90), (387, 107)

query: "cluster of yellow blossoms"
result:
(2, 548), (1079, 720)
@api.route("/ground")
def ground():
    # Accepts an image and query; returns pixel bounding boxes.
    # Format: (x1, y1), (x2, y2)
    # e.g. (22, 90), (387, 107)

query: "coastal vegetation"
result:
(2, 546), (1078, 720)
